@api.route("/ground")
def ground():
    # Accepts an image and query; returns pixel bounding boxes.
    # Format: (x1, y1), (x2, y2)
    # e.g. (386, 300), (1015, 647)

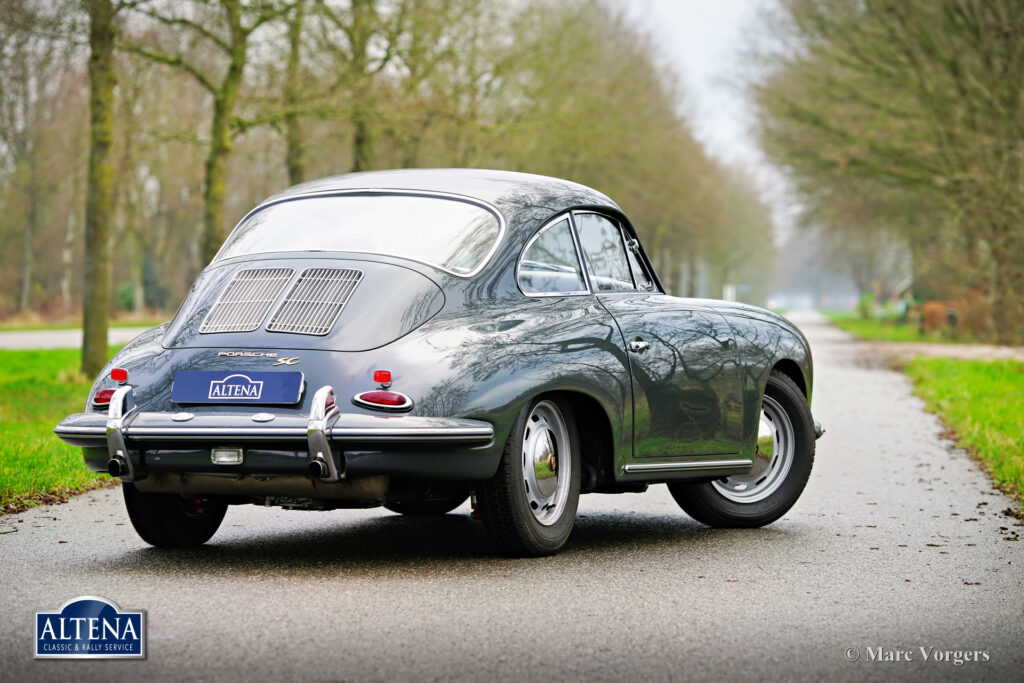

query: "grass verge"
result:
(825, 311), (970, 343)
(0, 347), (122, 515)
(905, 357), (1023, 515)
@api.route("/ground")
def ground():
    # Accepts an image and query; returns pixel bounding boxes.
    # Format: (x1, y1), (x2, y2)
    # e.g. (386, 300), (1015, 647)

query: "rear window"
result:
(216, 194), (503, 276)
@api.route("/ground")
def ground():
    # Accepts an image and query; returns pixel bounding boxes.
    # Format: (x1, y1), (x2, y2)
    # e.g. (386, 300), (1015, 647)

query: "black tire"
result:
(476, 396), (581, 556)
(122, 483), (227, 547)
(668, 371), (815, 528)
(384, 482), (469, 516)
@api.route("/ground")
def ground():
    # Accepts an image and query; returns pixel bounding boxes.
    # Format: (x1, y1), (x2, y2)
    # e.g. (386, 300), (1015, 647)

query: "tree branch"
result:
(119, 43), (218, 95)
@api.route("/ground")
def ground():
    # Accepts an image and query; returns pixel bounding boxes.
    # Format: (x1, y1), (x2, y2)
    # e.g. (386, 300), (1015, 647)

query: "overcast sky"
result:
(615, 0), (796, 236)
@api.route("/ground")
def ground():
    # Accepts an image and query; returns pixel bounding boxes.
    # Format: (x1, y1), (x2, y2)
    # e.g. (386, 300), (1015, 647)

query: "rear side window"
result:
(625, 239), (654, 290)
(575, 213), (634, 291)
(518, 218), (587, 295)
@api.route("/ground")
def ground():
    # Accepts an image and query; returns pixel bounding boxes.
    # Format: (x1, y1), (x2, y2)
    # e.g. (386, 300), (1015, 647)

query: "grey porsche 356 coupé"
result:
(55, 169), (821, 556)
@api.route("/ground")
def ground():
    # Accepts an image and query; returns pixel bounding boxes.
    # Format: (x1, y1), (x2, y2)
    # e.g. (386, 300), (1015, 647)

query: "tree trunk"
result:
(991, 248), (1022, 345)
(686, 251), (698, 298)
(201, 74), (244, 263)
(82, 0), (116, 376)
(351, 106), (373, 172)
(61, 152), (82, 311)
(284, 0), (306, 185)
(19, 154), (38, 312)
(202, 99), (231, 264)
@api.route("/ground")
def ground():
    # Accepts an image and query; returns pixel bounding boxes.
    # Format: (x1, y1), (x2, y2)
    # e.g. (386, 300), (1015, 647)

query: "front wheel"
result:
(476, 397), (581, 556)
(668, 371), (815, 527)
(122, 483), (227, 547)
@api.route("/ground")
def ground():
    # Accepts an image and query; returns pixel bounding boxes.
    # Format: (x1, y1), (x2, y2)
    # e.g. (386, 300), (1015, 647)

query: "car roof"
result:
(258, 169), (621, 232)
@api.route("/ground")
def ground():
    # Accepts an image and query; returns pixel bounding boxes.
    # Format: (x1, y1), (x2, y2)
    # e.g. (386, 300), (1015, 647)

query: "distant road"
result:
(0, 327), (152, 350)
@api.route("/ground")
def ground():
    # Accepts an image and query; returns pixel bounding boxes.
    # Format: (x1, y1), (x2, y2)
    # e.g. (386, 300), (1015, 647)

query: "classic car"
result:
(55, 169), (822, 556)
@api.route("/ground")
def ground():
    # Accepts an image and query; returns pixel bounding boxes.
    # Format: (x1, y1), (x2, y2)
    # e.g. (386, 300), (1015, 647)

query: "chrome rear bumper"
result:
(54, 384), (495, 483)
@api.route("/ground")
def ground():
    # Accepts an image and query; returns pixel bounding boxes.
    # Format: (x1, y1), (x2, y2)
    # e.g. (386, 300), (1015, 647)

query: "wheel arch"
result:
(535, 389), (616, 494)
(771, 358), (807, 398)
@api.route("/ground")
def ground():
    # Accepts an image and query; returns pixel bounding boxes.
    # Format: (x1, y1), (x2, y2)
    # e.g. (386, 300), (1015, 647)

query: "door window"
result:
(518, 218), (587, 295)
(575, 213), (635, 291)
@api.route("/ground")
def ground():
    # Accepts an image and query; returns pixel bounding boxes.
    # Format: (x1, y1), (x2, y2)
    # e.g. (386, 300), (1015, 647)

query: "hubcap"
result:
(712, 395), (794, 503)
(522, 400), (571, 526)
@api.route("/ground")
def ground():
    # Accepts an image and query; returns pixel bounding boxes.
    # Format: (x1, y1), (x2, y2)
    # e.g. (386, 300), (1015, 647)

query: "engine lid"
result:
(163, 256), (444, 352)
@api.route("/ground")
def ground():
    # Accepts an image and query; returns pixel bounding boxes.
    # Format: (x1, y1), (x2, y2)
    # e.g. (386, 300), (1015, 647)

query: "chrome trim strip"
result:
(122, 425), (492, 443)
(126, 427), (310, 439)
(214, 188), (507, 278)
(54, 425), (107, 436)
(330, 426), (494, 438)
(516, 214), (591, 298)
(622, 458), (752, 474)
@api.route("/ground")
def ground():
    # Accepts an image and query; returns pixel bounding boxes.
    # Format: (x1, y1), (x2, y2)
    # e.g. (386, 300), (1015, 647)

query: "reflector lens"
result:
(325, 393), (336, 410)
(357, 390), (407, 406)
(93, 388), (116, 405)
(373, 370), (391, 384)
(111, 368), (128, 382)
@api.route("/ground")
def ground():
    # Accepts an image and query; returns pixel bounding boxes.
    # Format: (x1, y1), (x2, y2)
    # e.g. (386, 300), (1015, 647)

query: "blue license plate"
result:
(171, 371), (304, 404)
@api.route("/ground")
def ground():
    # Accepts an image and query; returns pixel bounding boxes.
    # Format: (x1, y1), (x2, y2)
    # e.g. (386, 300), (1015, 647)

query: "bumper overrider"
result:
(54, 385), (496, 498)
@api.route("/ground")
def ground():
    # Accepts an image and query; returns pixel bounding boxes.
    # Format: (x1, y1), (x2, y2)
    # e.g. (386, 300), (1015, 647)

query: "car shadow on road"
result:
(95, 510), (796, 578)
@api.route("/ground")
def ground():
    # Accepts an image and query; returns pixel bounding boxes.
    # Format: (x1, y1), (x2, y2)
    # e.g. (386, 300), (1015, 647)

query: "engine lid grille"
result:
(199, 267), (295, 334)
(267, 267), (364, 336)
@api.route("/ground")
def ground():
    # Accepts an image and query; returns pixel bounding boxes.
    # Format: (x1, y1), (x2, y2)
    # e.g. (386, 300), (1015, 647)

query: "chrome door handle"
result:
(628, 339), (651, 353)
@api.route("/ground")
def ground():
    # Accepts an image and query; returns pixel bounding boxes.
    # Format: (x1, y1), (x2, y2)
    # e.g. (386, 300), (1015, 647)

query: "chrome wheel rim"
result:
(521, 400), (571, 526)
(712, 395), (794, 503)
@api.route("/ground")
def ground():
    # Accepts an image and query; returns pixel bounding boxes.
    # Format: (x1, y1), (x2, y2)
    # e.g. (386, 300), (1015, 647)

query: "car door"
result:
(572, 211), (745, 458)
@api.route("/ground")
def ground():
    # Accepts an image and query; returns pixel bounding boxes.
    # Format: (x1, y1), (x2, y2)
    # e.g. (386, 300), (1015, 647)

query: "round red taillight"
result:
(353, 390), (413, 412)
(359, 391), (406, 406)
(110, 368), (128, 382)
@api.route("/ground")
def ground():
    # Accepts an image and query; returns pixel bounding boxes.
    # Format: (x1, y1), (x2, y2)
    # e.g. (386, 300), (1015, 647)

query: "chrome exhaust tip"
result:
(107, 457), (127, 477)
(308, 457), (329, 480)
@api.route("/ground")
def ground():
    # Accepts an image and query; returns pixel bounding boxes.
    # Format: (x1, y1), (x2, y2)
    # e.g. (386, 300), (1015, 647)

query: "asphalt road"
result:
(2, 310), (1021, 681)
(0, 327), (152, 350)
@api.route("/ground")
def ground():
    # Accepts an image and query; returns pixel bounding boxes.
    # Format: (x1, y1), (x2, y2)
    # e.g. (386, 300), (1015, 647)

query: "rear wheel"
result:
(668, 371), (814, 527)
(476, 397), (581, 556)
(122, 483), (227, 547)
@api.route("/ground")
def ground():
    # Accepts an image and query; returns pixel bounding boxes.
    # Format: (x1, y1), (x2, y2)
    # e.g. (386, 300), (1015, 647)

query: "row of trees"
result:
(1, 0), (777, 372)
(752, 0), (1023, 342)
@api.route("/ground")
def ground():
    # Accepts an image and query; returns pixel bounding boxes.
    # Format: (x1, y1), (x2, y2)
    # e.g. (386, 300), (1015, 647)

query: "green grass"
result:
(824, 311), (970, 343)
(0, 347), (122, 514)
(906, 358), (1024, 513)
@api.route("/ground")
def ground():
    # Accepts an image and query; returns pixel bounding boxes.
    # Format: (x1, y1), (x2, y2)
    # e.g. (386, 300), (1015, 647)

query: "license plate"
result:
(171, 371), (304, 404)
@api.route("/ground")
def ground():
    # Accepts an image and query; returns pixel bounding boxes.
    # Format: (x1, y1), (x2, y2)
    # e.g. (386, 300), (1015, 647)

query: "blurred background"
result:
(1, 0), (1021, 354)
